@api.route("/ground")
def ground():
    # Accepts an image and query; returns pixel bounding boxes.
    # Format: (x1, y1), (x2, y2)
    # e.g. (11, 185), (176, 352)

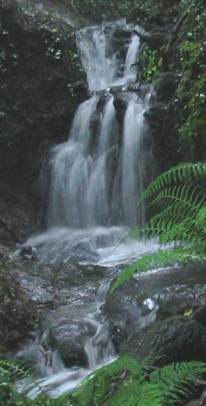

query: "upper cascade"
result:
(76, 20), (140, 92)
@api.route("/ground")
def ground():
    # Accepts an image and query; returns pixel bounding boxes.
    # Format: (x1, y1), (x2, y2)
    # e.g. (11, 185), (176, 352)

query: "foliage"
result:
(141, 47), (160, 82)
(138, 162), (206, 247)
(67, 355), (149, 405)
(60, 358), (206, 405)
(1, 356), (206, 405)
(176, 0), (206, 159)
(69, 0), (137, 21)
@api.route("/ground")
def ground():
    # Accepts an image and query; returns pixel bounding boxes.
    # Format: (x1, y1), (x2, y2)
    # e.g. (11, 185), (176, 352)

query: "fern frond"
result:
(150, 361), (206, 403)
(141, 162), (206, 201)
(70, 356), (144, 406)
(0, 359), (30, 380)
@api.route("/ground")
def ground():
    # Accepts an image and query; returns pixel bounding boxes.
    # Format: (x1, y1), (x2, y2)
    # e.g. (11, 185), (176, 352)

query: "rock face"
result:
(145, 72), (180, 172)
(0, 0), (86, 244)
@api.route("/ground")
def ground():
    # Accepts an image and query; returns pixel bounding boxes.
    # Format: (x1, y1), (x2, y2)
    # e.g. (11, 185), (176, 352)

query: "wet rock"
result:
(113, 94), (128, 128)
(193, 306), (206, 327)
(47, 313), (97, 367)
(0, 259), (38, 353)
(104, 264), (206, 350)
(133, 24), (170, 50)
(120, 316), (206, 365)
(1, 254), (108, 365)
(19, 245), (37, 260)
(144, 103), (168, 128)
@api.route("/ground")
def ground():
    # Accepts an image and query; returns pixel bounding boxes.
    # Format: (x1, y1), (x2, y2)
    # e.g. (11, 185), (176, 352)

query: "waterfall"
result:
(18, 20), (159, 400)
(25, 20), (157, 265)
(48, 20), (153, 230)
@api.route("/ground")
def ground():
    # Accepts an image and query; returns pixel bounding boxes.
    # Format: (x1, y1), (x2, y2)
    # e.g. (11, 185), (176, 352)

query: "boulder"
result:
(153, 72), (181, 103)
(47, 315), (97, 367)
(120, 316), (206, 366)
(104, 263), (206, 350)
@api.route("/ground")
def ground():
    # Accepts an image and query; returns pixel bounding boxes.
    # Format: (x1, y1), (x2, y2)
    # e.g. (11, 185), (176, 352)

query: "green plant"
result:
(141, 47), (160, 82)
(1, 357), (206, 405)
(139, 162), (206, 245)
(67, 357), (206, 405)
(174, 0), (206, 159)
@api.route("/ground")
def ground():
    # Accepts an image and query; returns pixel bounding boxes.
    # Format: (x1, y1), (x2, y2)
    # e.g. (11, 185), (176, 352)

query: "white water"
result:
(19, 20), (158, 398)
(76, 20), (140, 91)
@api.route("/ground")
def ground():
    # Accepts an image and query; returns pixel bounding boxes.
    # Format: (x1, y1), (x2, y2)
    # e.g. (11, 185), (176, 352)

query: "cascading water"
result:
(18, 20), (159, 398)
(48, 21), (143, 229)
(25, 19), (157, 266)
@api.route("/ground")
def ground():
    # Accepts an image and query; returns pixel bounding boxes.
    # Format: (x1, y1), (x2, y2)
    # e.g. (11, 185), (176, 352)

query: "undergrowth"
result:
(1, 357), (206, 406)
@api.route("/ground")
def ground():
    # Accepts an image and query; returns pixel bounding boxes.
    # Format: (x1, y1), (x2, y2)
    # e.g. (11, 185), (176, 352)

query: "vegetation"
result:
(1, 0), (206, 405)
(138, 162), (206, 246)
(69, 0), (137, 21)
(1, 357), (206, 406)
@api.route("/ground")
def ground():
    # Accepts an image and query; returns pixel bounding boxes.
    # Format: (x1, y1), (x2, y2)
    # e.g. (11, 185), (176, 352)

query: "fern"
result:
(0, 359), (31, 380)
(67, 358), (206, 406)
(135, 162), (206, 249)
(0, 359), (49, 404)
(1, 357), (205, 406)
(141, 162), (206, 201)
(147, 361), (206, 405)
(68, 355), (147, 405)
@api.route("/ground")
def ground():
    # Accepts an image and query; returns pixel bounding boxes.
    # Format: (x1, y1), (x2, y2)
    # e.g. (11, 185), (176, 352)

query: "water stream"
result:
(18, 19), (158, 398)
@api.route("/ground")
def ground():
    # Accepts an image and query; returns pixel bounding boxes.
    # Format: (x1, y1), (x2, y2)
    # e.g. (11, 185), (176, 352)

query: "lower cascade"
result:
(18, 19), (159, 398)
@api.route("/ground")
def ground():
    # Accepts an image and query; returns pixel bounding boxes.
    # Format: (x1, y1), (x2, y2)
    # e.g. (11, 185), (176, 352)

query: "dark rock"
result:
(134, 24), (170, 50)
(0, 0), (86, 245)
(113, 94), (128, 128)
(153, 72), (180, 103)
(19, 245), (37, 260)
(0, 259), (38, 352)
(145, 102), (178, 172)
(120, 316), (206, 365)
(144, 73), (180, 172)
(104, 263), (206, 351)
(144, 103), (168, 128)
(47, 313), (97, 367)
(193, 306), (206, 327)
